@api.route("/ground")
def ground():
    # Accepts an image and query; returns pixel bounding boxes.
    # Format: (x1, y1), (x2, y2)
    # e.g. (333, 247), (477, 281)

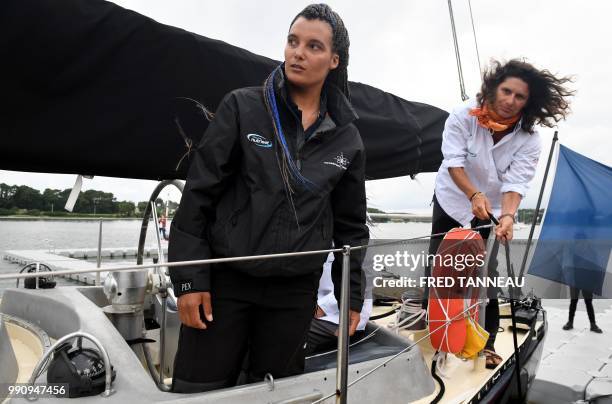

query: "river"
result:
(0, 219), (542, 298)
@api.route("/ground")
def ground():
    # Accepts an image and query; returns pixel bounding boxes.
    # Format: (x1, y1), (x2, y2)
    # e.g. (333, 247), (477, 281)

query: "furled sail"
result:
(0, 0), (447, 181)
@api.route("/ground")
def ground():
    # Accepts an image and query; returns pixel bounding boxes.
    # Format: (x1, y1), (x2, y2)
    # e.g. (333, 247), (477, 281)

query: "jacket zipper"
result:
(297, 129), (328, 172)
(296, 125), (305, 172)
(289, 105), (327, 173)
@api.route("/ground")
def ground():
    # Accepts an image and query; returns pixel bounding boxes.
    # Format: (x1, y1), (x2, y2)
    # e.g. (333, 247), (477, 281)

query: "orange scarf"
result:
(469, 104), (521, 132)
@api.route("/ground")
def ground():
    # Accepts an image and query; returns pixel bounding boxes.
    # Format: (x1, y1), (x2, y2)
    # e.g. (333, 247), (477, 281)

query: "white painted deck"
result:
(3, 248), (612, 402)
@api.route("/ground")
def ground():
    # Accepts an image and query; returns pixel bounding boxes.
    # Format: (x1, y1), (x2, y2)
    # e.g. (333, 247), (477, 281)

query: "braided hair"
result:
(290, 3), (351, 100)
(261, 3), (350, 212)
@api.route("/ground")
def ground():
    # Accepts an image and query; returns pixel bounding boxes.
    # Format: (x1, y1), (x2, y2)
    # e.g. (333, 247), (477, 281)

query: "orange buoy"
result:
(428, 228), (485, 354)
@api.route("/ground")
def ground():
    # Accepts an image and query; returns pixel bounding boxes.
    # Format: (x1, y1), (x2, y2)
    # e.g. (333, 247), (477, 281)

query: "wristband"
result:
(498, 213), (515, 223)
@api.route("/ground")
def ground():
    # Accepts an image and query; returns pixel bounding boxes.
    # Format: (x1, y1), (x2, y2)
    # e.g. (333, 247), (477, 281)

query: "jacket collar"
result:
(273, 63), (358, 128)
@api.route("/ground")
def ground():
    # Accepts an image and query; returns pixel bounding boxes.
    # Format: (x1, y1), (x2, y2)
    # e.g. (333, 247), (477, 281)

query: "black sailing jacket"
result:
(168, 70), (369, 311)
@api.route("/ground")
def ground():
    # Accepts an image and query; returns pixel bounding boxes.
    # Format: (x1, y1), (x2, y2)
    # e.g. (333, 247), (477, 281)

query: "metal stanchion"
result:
(150, 201), (171, 391)
(96, 219), (103, 286)
(336, 245), (351, 404)
(35, 262), (40, 289)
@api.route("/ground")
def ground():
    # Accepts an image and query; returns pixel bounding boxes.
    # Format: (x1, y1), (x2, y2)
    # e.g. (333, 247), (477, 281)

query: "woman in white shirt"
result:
(306, 252), (373, 355)
(429, 59), (573, 368)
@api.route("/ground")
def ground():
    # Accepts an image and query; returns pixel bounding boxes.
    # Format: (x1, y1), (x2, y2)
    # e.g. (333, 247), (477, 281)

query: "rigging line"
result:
(468, 0), (483, 76)
(1, 224), (496, 281)
(447, 0), (469, 101)
(350, 223), (494, 251)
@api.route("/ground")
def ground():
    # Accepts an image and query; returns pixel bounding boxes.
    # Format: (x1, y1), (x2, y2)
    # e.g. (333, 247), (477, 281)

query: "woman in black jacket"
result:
(168, 4), (369, 392)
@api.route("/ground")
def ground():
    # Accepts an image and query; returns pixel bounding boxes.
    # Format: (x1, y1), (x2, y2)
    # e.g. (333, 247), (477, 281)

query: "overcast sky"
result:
(1, 0), (609, 213)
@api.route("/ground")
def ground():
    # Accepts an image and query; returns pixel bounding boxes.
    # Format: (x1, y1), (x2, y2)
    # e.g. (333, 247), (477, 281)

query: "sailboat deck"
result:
(371, 304), (538, 403)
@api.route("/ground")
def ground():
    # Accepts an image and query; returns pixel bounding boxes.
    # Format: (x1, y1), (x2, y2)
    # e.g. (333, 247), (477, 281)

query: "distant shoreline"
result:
(0, 216), (153, 221)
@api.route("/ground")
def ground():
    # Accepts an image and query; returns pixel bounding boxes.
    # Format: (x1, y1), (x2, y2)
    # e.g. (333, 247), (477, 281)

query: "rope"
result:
(392, 309), (426, 333)
(429, 286), (453, 353)
(387, 299), (426, 332)
(467, 0), (482, 76)
(388, 298), (426, 334)
(430, 351), (447, 404)
(428, 227), (484, 353)
(447, 0), (469, 101)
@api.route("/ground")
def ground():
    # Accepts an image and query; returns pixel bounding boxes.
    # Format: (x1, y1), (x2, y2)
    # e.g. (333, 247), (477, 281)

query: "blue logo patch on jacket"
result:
(247, 133), (272, 148)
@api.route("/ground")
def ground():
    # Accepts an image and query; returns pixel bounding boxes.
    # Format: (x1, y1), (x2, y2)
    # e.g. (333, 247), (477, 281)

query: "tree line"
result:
(0, 183), (177, 217)
(1, 182), (542, 222)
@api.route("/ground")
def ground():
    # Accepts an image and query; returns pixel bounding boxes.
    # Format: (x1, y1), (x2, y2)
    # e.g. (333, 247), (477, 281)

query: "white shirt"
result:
(317, 253), (372, 330)
(434, 100), (542, 226)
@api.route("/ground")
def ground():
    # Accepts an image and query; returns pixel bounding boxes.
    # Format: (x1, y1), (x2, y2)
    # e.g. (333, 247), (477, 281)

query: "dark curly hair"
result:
(289, 3), (351, 100)
(477, 59), (574, 133)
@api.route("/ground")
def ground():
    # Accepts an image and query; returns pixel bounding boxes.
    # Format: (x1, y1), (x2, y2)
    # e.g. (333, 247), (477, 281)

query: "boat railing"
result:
(2, 237), (493, 403)
(1, 177), (499, 402)
(147, 199), (172, 391)
(3, 243), (351, 400)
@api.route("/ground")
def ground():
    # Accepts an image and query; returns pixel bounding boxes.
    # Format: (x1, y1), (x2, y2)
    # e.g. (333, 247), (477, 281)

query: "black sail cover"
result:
(0, 0), (447, 181)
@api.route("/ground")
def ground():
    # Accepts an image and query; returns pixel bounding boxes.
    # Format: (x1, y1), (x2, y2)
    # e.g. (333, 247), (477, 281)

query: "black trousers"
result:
(304, 318), (366, 357)
(568, 287), (596, 323)
(425, 195), (500, 350)
(172, 266), (318, 393)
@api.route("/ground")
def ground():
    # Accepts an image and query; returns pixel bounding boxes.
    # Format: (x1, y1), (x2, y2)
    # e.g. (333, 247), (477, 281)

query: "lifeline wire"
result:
(0, 225), (496, 282)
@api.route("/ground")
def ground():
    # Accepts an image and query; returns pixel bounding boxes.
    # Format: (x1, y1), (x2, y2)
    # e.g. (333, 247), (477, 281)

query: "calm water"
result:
(0, 219), (540, 298)
(0, 218), (164, 251)
(0, 219), (539, 251)
(0, 219), (164, 296)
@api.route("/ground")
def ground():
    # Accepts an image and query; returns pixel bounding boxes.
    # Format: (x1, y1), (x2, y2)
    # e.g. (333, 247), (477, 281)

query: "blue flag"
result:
(528, 145), (612, 295)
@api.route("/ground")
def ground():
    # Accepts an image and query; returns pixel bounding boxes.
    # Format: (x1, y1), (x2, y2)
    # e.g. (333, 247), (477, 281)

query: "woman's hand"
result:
(333, 310), (361, 336)
(348, 310), (361, 336)
(471, 193), (492, 220)
(495, 216), (514, 242)
(177, 291), (213, 329)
